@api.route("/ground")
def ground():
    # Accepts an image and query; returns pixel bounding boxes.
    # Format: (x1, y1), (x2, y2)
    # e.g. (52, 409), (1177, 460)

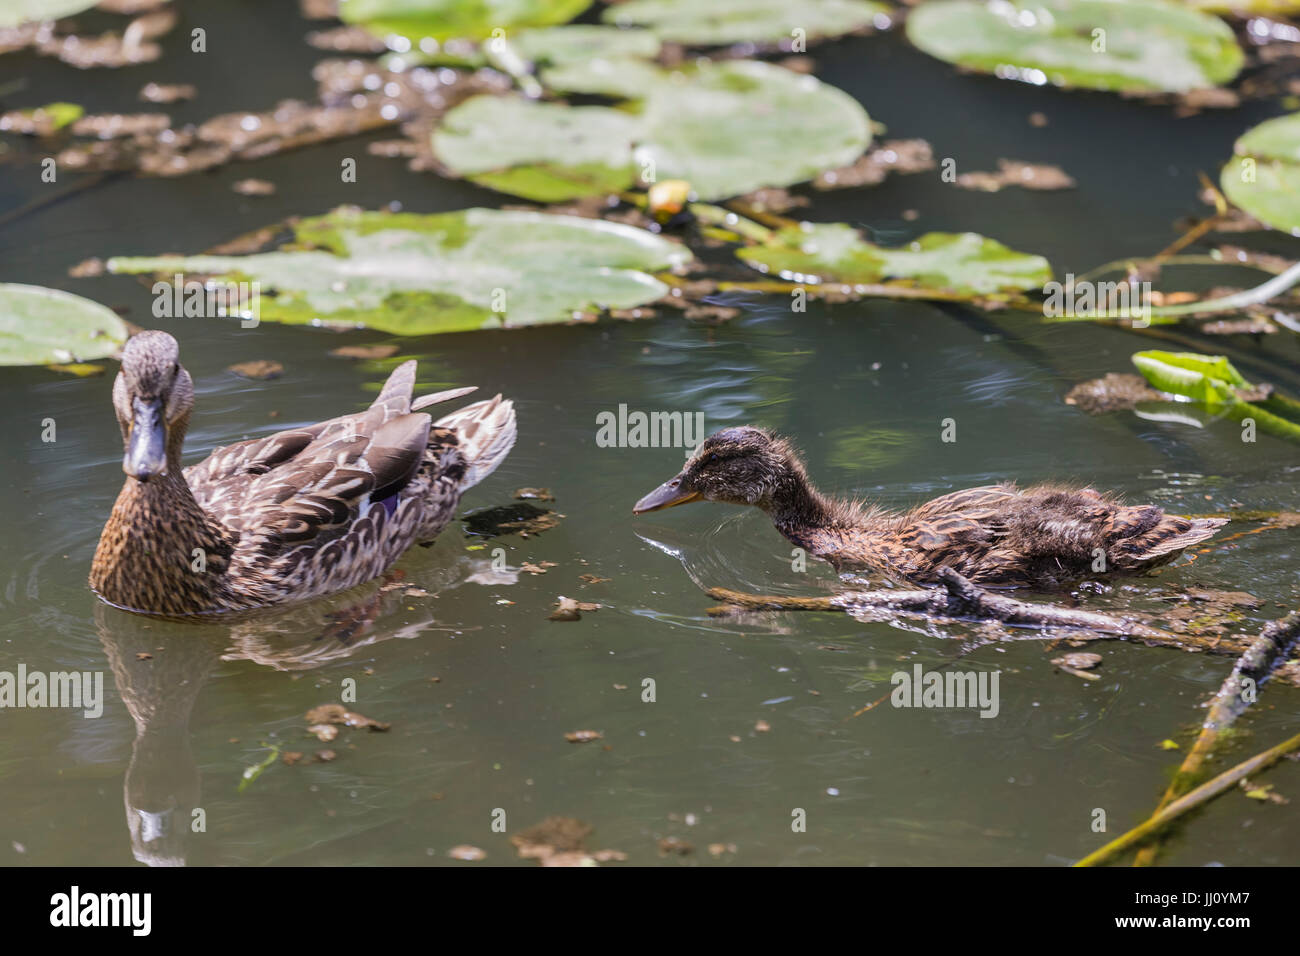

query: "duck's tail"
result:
(434, 395), (517, 491)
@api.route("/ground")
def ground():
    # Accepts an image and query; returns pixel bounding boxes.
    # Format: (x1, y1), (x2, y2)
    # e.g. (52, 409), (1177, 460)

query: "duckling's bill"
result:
(633, 474), (702, 514)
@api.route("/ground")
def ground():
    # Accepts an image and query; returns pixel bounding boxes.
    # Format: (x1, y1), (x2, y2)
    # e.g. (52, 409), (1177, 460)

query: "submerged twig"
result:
(705, 571), (1298, 672)
(1133, 609), (1300, 866)
(709, 568), (1172, 639)
(1074, 730), (1300, 868)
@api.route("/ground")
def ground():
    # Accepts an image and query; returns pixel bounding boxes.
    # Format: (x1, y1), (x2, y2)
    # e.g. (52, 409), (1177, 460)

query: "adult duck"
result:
(91, 331), (516, 616)
(633, 426), (1224, 588)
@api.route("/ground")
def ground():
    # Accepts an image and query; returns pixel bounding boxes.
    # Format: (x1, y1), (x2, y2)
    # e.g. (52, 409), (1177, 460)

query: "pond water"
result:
(2, 1), (1299, 866)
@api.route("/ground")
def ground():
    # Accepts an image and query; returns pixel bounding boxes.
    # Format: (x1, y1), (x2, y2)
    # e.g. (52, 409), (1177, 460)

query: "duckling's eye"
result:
(707, 453), (718, 463)
(171, 362), (179, 377)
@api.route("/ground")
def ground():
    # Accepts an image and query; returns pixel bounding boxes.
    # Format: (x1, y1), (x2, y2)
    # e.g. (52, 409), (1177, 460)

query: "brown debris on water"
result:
(70, 112), (170, 139)
(45, 59), (505, 178)
(23, 7), (178, 69)
(736, 186), (809, 215)
(1051, 651), (1103, 681)
(1172, 87), (1240, 117)
(447, 845), (486, 861)
(814, 139), (934, 189)
(551, 597), (600, 622)
(304, 703), (391, 731)
(520, 561), (557, 575)
(1064, 373), (1164, 415)
(778, 55), (817, 74)
(300, 0), (339, 18)
(232, 178), (276, 196)
(511, 817), (626, 866)
(564, 729), (603, 742)
(513, 487), (554, 501)
(512, 817), (591, 859)
(330, 344), (400, 360)
(139, 82), (195, 103)
(463, 502), (563, 538)
(955, 159), (1075, 192)
(307, 25), (387, 53)
(1201, 316), (1277, 335)
(1214, 246), (1297, 274)
(228, 360), (284, 380)
(68, 257), (105, 277)
(0, 105), (78, 136)
(658, 836), (693, 856)
(307, 723), (339, 742)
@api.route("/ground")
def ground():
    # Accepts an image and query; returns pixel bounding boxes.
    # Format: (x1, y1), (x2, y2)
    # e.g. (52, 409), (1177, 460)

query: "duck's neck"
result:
(763, 470), (842, 542)
(91, 434), (233, 615)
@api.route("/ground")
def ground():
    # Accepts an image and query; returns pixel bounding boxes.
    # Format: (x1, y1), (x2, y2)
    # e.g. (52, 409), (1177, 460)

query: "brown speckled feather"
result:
(91, 333), (516, 616)
(633, 426), (1226, 590)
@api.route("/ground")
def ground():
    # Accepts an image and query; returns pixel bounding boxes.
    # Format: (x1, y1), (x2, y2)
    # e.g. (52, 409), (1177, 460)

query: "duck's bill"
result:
(633, 476), (701, 514)
(124, 396), (167, 480)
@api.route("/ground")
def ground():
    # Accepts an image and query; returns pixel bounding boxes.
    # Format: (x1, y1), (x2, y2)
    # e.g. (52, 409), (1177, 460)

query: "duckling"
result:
(90, 331), (516, 616)
(633, 426), (1225, 588)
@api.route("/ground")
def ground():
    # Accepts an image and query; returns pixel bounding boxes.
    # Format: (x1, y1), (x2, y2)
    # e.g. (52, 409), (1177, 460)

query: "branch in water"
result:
(1133, 608), (1300, 867)
(709, 569), (1172, 640)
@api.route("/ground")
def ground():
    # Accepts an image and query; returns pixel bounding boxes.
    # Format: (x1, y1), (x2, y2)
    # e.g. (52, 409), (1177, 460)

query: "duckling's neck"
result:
(763, 471), (842, 540)
(91, 462), (234, 616)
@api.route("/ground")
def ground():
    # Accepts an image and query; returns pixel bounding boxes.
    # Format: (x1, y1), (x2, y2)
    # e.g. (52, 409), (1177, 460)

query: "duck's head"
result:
(112, 331), (194, 482)
(632, 426), (804, 514)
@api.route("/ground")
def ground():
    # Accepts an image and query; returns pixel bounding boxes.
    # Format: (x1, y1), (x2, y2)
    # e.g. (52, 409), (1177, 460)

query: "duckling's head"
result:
(633, 426), (805, 514)
(112, 330), (194, 481)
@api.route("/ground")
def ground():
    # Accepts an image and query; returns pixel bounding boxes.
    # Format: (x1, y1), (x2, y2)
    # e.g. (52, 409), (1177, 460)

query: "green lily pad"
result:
(433, 60), (871, 201)
(738, 223), (1052, 295)
(1221, 112), (1300, 235)
(906, 0), (1244, 93)
(106, 207), (691, 335)
(432, 96), (641, 202)
(1185, 0), (1300, 12)
(603, 0), (890, 45)
(1132, 350), (1300, 443)
(513, 24), (662, 64)
(339, 0), (591, 43)
(0, 283), (127, 366)
(382, 23), (658, 70)
(0, 0), (97, 28)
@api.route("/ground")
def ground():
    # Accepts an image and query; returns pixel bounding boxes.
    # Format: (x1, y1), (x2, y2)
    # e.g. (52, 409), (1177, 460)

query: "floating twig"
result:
(1074, 729), (1300, 868)
(1133, 608), (1300, 866)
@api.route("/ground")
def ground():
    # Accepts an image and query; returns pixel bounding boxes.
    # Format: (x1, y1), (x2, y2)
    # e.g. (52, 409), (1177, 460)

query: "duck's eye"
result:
(707, 453), (718, 463)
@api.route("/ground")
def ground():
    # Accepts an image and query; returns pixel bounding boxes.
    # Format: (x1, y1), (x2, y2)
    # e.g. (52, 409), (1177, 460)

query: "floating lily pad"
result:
(339, 0), (591, 42)
(1185, 0), (1300, 12)
(432, 96), (641, 202)
(0, 0), (97, 28)
(106, 207), (691, 335)
(433, 60), (871, 201)
(1221, 112), (1300, 234)
(1132, 350), (1300, 443)
(603, 0), (890, 45)
(513, 24), (661, 64)
(738, 223), (1052, 295)
(0, 283), (128, 366)
(906, 0), (1244, 93)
